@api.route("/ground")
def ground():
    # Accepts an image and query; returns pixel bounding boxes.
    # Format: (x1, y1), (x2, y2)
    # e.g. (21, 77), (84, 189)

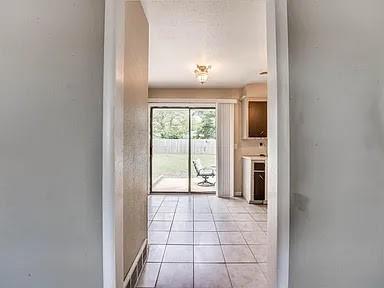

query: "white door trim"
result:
(266, 0), (290, 287)
(102, 0), (125, 288)
(102, 0), (291, 287)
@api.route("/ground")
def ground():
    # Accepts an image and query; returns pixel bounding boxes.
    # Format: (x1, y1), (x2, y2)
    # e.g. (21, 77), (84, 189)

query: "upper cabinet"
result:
(241, 83), (268, 139)
(248, 101), (267, 138)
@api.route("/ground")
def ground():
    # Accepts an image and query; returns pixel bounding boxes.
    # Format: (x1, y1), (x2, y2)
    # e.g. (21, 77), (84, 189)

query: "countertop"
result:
(242, 155), (267, 161)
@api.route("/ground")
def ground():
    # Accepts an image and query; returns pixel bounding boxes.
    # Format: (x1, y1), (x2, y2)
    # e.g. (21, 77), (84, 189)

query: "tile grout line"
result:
(146, 195), (268, 288)
(238, 201), (269, 283)
(211, 197), (234, 288)
(250, 203), (269, 285)
(148, 199), (160, 227)
(241, 210), (257, 265)
(140, 195), (163, 288)
(224, 198), (264, 283)
(153, 196), (178, 288)
(151, 196), (166, 288)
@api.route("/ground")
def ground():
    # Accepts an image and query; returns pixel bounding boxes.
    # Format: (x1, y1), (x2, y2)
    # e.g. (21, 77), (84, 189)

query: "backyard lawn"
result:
(152, 153), (216, 180)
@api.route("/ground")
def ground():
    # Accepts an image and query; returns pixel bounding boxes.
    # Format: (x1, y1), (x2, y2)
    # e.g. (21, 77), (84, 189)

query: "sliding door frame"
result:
(149, 106), (190, 193)
(149, 106), (216, 194)
(189, 107), (217, 194)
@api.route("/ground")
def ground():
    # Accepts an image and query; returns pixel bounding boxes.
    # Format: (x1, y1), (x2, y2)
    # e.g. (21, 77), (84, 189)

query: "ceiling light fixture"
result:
(194, 64), (211, 84)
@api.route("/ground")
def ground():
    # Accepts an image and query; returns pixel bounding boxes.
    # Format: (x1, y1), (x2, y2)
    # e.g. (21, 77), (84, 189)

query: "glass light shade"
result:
(196, 72), (208, 84)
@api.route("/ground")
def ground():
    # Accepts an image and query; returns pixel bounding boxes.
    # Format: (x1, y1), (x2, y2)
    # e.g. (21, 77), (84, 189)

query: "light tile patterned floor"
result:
(137, 194), (268, 288)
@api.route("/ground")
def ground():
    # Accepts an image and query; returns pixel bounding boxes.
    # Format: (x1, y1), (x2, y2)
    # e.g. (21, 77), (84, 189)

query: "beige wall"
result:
(149, 84), (267, 193)
(123, 2), (149, 277)
(242, 82), (268, 100)
(149, 88), (241, 99)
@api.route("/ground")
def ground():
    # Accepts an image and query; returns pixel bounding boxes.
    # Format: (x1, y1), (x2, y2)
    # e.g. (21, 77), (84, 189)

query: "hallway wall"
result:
(0, 1), (104, 287)
(288, 1), (384, 287)
(123, 1), (149, 278)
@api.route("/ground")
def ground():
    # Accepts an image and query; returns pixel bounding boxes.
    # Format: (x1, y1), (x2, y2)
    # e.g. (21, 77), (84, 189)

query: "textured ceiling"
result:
(141, 0), (267, 88)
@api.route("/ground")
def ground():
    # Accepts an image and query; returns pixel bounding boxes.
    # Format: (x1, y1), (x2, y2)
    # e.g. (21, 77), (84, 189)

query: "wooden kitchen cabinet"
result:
(241, 98), (267, 139)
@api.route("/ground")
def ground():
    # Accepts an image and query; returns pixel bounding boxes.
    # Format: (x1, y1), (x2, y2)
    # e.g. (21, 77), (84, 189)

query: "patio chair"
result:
(192, 159), (215, 186)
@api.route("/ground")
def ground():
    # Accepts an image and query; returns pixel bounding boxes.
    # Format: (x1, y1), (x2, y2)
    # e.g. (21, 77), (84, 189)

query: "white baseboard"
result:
(123, 239), (148, 288)
(235, 191), (242, 197)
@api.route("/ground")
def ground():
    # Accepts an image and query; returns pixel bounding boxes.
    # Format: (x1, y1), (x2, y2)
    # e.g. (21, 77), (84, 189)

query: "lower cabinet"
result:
(243, 157), (267, 204)
(253, 170), (265, 201)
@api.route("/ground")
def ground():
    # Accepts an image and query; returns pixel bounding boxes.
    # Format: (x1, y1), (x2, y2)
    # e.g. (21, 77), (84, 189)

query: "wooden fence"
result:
(153, 139), (216, 154)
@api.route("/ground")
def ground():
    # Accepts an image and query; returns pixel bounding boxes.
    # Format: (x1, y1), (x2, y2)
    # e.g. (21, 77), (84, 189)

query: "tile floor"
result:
(137, 194), (268, 288)
(152, 177), (216, 193)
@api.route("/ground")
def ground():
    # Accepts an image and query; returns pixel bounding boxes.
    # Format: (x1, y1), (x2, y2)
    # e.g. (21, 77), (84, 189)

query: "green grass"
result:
(152, 153), (216, 179)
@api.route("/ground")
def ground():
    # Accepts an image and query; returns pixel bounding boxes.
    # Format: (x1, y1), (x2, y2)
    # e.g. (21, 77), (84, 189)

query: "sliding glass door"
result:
(151, 108), (189, 192)
(191, 109), (216, 192)
(150, 107), (216, 193)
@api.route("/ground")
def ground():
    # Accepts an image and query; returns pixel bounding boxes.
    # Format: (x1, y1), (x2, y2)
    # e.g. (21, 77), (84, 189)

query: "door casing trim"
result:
(102, 0), (290, 287)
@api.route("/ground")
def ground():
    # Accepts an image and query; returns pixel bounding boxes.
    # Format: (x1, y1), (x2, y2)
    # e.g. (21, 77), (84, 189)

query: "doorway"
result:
(150, 107), (216, 193)
(102, 0), (290, 287)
